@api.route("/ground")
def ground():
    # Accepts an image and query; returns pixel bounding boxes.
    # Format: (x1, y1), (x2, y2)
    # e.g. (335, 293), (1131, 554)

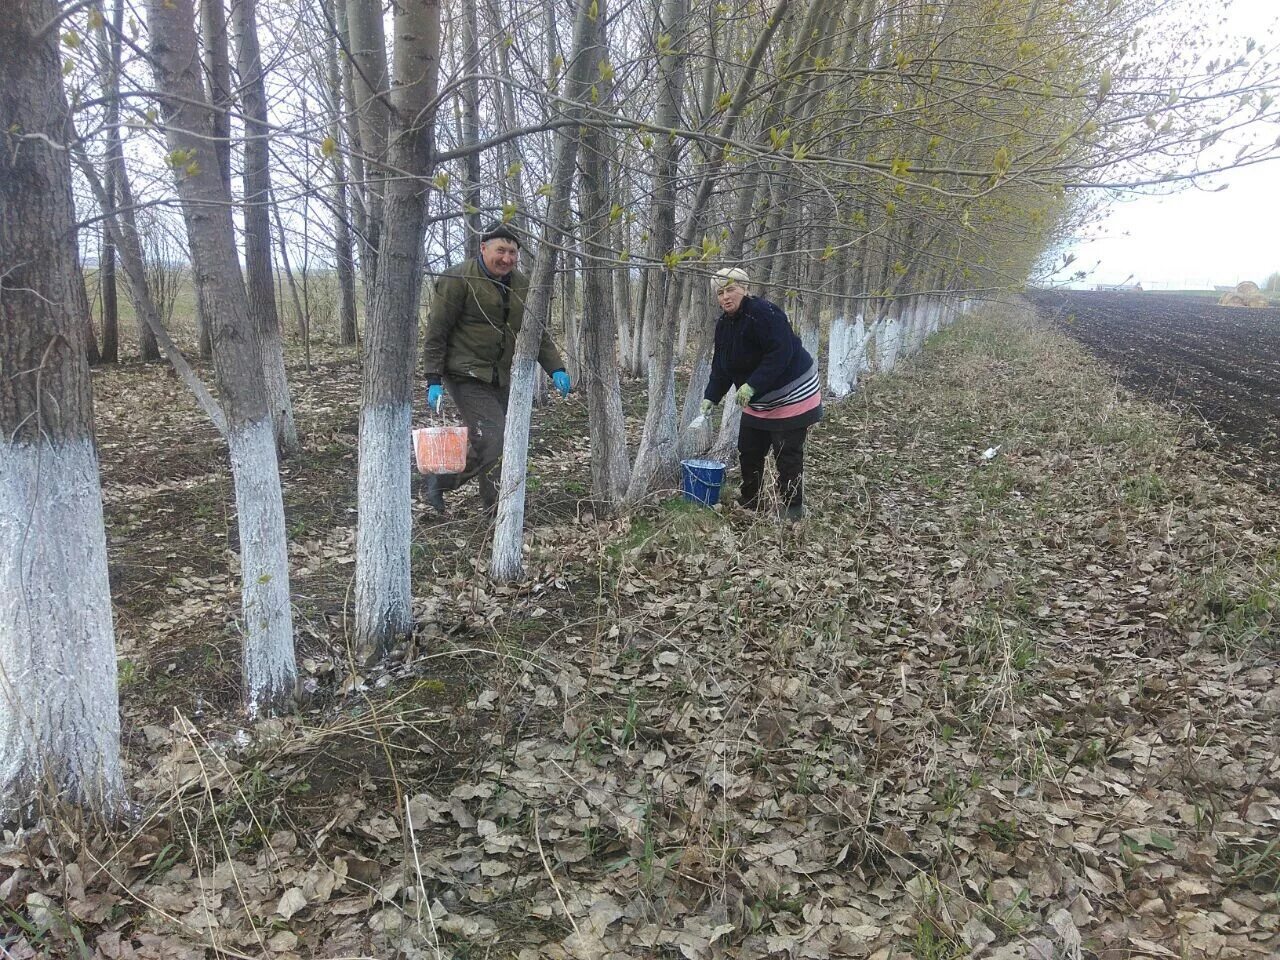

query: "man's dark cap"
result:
(480, 222), (521, 247)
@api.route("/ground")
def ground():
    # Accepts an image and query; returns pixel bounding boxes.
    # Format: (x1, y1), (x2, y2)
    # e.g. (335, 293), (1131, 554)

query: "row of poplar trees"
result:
(2, 0), (1276, 818)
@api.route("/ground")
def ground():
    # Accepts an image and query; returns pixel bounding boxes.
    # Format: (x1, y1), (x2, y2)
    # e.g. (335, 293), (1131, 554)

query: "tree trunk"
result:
(335, 0), (373, 300)
(193, 0), (232, 360)
(577, 0), (630, 505)
(625, 0), (691, 503)
(827, 257), (867, 400)
(98, 0), (122, 368)
(612, 221), (632, 360)
(344, 0), (391, 284)
(232, 0), (299, 455)
(324, 0), (358, 345)
(562, 250), (580, 381)
(484, 0), (530, 224)
(0, 0), (124, 819)
(99, 233), (119, 365)
(798, 221), (830, 361)
(148, 0), (296, 714)
(354, 0), (442, 658)
(459, 0), (483, 254)
(490, 0), (600, 581)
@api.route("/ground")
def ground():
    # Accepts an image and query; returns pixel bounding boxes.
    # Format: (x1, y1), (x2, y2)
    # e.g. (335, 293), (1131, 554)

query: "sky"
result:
(1056, 0), (1279, 290)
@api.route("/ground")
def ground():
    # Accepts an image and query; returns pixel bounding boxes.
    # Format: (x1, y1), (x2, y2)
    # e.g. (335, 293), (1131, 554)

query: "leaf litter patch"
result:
(3, 305), (1278, 959)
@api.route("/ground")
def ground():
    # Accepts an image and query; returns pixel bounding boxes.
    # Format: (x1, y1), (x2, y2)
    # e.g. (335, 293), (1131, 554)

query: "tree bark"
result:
(354, 0), (443, 658)
(489, 0), (600, 581)
(624, 0), (691, 503)
(148, 0), (296, 714)
(0, 0), (125, 819)
(191, 0), (233, 360)
(577, 0), (630, 505)
(344, 0), (391, 284)
(323, 0), (359, 345)
(459, 0), (483, 254)
(334, 0), (373, 300)
(98, 0), (123, 366)
(232, 0), (299, 455)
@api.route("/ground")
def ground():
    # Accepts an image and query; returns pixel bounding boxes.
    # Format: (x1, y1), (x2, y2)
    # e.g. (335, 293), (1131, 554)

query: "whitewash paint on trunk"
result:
(228, 417), (297, 714)
(905, 299), (923, 355)
(0, 438), (124, 815)
(852, 315), (869, 375)
(355, 403), (414, 648)
(878, 316), (901, 372)
(898, 300), (915, 357)
(859, 316), (873, 372)
(828, 311), (868, 400)
(491, 356), (538, 581)
(710, 393), (743, 464)
(827, 311), (850, 398)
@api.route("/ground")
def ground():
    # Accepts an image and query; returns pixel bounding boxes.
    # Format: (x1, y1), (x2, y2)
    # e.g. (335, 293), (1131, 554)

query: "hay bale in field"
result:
(1217, 280), (1270, 308)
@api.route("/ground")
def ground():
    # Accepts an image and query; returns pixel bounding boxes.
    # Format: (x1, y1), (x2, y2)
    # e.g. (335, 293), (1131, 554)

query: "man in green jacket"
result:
(420, 222), (570, 514)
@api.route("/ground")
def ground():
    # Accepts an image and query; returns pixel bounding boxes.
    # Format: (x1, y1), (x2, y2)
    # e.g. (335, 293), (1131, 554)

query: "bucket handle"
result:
(427, 387), (465, 428)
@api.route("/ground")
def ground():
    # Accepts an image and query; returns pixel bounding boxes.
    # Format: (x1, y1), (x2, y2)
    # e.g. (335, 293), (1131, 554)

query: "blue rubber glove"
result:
(427, 384), (444, 414)
(700, 398), (714, 416)
(735, 383), (754, 407)
(552, 370), (571, 397)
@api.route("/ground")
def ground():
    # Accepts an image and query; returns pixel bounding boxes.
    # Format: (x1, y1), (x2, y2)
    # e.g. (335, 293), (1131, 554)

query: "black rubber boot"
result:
(424, 475), (447, 515)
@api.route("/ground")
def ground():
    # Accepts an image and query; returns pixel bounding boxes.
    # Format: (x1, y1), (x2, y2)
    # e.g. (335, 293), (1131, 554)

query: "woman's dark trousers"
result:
(737, 421), (807, 511)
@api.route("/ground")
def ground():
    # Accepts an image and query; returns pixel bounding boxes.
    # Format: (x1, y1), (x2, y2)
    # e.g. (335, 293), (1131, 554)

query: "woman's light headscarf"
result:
(711, 267), (749, 292)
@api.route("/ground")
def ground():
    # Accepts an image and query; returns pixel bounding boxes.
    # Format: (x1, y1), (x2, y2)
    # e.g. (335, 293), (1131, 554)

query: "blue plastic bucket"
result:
(680, 458), (726, 507)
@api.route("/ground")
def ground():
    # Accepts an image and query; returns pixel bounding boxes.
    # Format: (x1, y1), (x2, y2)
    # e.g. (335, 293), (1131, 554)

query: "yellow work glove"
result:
(735, 383), (755, 406)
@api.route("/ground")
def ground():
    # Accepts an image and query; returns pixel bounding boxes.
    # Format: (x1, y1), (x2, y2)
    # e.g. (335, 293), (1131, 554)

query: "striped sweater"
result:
(705, 295), (823, 431)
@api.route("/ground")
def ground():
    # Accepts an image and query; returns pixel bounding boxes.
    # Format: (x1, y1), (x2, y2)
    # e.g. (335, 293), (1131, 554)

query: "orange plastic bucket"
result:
(413, 426), (468, 474)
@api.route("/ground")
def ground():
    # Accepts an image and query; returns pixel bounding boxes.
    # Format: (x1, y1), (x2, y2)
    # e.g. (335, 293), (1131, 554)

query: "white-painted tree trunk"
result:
(230, 419), (297, 714)
(354, 405), (415, 644)
(491, 358), (539, 580)
(800, 298), (822, 361)
(905, 297), (923, 355)
(852, 315), (869, 375)
(491, 0), (600, 581)
(577, 6), (632, 507)
(0, 440), (124, 817)
(827, 311), (870, 399)
(710, 393), (743, 465)
(877, 315), (901, 372)
(827, 310), (849, 398)
(1, 0), (124, 816)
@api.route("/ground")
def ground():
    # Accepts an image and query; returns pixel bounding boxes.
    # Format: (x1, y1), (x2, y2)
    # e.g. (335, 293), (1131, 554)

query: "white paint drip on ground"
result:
(0, 437), (124, 815)
(228, 417), (296, 714)
(355, 403), (414, 651)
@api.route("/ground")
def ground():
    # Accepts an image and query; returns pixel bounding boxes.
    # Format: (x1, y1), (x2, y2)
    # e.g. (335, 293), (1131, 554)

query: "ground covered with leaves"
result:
(3, 303), (1278, 959)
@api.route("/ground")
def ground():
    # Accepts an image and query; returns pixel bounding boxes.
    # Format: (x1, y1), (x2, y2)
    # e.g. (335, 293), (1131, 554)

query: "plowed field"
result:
(1030, 289), (1280, 490)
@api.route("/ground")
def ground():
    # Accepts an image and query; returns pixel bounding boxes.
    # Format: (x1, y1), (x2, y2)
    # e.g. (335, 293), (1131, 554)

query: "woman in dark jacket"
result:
(701, 268), (822, 520)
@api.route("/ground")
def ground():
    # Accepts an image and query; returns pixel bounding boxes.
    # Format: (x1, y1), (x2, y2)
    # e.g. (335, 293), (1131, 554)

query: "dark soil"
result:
(1029, 289), (1280, 490)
